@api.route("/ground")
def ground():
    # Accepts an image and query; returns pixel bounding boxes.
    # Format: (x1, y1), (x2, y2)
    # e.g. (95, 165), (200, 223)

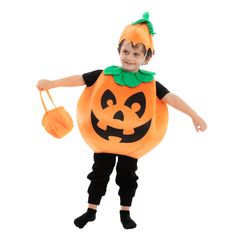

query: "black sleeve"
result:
(155, 81), (170, 99)
(82, 70), (103, 87)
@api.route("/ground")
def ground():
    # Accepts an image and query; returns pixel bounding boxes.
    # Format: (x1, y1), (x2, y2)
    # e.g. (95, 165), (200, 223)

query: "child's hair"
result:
(118, 39), (153, 59)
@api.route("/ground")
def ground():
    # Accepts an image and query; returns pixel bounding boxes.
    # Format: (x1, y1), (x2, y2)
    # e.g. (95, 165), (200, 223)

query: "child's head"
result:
(118, 39), (153, 72)
(118, 12), (155, 72)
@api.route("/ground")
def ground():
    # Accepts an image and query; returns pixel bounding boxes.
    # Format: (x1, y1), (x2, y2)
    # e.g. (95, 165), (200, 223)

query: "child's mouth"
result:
(124, 61), (133, 66)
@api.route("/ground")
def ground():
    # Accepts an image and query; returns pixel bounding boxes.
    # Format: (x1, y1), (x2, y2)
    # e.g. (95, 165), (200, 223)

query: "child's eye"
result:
(134, 53), (140, 57)
(123, 50), (129, 54)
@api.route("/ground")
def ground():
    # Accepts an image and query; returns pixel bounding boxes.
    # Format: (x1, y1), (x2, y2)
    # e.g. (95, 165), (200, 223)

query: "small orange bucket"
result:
(40, 90), (73, 138)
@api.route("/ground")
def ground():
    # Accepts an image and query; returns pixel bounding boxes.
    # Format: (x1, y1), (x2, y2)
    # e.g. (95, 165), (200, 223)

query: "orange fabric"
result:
(40, 90), (73, 138)
(77, 73), (168, 159)
(119, 23), (154, 53)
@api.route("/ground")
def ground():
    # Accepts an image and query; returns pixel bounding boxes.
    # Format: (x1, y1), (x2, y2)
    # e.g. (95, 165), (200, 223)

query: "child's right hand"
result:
(37, 79), (54, 91)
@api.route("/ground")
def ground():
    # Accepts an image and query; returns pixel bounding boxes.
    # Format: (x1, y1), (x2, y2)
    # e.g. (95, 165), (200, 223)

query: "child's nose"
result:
(125, 54), (133, 61)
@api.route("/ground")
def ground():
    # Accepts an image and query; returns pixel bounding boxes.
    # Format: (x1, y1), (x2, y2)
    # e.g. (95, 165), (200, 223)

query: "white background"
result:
(0, 0), (236, 235)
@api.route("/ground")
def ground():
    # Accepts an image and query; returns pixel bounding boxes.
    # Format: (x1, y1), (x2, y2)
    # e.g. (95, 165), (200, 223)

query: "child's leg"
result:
(88, 203), (97, 210)
(121, 206), (130, 211)
(87, 153), (117, 205)
(74, 153), (116, 229)
(116, 155), (138, 229)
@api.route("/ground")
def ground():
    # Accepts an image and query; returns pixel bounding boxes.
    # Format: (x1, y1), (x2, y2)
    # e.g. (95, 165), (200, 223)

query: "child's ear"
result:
(142, 49), (155, 65)
(142, 56), (152, 65)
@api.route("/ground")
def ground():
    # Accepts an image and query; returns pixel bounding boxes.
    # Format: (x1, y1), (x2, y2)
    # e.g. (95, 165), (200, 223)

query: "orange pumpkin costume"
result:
(77, 69), (168, 158)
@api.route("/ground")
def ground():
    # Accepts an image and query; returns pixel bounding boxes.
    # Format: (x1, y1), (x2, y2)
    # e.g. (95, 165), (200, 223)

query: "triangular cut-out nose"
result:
(113, 111), (124, 121)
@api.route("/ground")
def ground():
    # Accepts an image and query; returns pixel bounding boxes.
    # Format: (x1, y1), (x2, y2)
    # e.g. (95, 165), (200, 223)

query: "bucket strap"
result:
(39, 90), (56, 112)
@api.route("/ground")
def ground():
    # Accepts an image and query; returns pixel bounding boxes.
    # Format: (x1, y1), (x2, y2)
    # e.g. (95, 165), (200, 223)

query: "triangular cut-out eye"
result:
(101, 89), (117, 109)
(124, 92), (146, 118)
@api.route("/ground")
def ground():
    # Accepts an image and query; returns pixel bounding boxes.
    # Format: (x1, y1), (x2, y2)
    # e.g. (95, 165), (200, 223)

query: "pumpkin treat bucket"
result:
(40, 90), (73, 138)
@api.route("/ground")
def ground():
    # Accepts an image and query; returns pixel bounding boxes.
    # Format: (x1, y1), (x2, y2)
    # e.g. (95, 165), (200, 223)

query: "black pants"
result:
(87, 153), (138, 206)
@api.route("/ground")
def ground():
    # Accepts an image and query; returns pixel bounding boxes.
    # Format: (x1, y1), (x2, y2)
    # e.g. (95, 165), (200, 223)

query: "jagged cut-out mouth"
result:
(91, 111), (151, 143)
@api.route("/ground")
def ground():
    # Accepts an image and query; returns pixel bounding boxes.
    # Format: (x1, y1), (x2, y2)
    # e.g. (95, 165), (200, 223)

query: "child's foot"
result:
(74, 208), (96, 228)
(120, 210), (137, 229)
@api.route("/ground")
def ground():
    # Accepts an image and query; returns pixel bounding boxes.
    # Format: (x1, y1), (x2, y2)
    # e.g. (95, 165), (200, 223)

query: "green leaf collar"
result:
(104, 66), (155, 87)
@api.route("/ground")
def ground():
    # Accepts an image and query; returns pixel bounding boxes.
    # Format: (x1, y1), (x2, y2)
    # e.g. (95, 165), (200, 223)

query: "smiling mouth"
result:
(91, 111), (152, 143)
(125, 62), (133, 66)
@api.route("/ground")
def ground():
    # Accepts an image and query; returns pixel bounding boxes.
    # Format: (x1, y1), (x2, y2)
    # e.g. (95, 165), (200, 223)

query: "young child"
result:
(37, 13), (207, 229)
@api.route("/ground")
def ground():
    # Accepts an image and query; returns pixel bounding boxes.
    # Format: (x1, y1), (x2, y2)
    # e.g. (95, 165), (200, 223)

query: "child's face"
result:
(119, 41), (147, 72)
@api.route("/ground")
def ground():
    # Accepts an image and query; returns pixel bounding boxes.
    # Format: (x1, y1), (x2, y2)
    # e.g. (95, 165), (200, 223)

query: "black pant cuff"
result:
(120, 195), (134, 206)
(88, 194), (102, 205)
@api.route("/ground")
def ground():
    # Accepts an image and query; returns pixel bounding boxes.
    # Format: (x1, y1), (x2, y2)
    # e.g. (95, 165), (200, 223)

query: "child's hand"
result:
(37, 79), (54, 91)
(192, 115), (207, 132)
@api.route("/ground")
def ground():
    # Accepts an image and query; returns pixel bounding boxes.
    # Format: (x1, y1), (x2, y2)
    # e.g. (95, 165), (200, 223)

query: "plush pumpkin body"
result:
(77, 71), (168, 159)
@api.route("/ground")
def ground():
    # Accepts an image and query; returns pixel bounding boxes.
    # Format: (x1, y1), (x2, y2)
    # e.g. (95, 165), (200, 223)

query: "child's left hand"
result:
(192, 115), (207, 132)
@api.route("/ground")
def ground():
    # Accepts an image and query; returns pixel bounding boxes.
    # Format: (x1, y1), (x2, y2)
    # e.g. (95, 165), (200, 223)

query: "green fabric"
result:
(104, 66), (155, 87)
(132, 12), (156, 35)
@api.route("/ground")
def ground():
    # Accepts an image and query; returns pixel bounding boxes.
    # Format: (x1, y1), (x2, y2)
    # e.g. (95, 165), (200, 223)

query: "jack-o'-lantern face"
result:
(91, 89), (152, 143)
